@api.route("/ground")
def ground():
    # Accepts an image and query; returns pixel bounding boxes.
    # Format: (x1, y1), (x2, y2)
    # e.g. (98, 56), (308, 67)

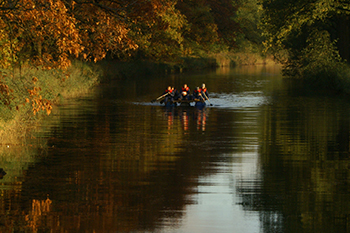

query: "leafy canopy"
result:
(261, 0), (350, 77)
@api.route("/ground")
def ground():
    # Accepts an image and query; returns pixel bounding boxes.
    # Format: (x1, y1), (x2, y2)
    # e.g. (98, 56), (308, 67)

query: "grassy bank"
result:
(0, 60), (102, 183)
(0, 60), (100, 145)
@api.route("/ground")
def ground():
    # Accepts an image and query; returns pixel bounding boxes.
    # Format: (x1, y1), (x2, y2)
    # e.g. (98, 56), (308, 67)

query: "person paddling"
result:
(181, 84), (191, 100)
(200, 83), (208, 98)
(200, 83), (213, 106)
(162, 85), (174, 103)
(193, 87), (205, 101)
(172, 86), (180, 100)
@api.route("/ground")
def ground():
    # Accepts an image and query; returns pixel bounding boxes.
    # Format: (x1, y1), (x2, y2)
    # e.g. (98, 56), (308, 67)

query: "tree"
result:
(176, 0), (219, 50)
(205, 0), (240, 47)
(127, 0), (188, 61)
(235, 0), (263, 46)
(0, 0), (140, 69)
(176, 0), (240, 52)
(261, 0), (350, 77)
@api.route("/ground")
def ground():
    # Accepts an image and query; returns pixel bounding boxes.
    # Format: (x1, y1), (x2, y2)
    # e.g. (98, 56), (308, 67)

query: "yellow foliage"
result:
(0, 0), (139, 70)
(27, 77), (52, 115)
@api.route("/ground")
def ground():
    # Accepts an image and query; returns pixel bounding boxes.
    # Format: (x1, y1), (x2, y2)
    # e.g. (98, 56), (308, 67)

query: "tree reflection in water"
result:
(236, 88), (350, 233)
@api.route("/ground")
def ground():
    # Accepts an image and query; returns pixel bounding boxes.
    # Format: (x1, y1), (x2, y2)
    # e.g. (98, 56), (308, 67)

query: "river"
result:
(0, 64), (349, 233)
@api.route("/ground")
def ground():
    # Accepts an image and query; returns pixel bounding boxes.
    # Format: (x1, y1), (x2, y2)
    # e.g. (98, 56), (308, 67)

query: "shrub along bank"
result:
(0, 60), (100, 145)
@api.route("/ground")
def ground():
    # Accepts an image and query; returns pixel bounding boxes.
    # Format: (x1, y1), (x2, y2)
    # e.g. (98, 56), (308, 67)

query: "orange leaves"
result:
(27, 77), (52, 115)
(26, 197), (52, 232)
(0, 73), (14, 109)
(0, 0), (241, 71)
(0, 0), (194, 68)
(1, 0), (123, 69)
(0, 82), (13, 106)
(0, 73), (49, 115)
(74, 1), (136, 62)
(2, 0), (82, 69)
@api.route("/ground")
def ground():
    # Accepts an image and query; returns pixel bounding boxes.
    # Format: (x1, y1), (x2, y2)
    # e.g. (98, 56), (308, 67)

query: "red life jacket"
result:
(182, 87), (189, 92)
(165, 89), (173, 93)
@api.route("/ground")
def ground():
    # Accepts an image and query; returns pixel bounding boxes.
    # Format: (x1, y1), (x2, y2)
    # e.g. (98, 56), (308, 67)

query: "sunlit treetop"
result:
(0, 0), (169, 69)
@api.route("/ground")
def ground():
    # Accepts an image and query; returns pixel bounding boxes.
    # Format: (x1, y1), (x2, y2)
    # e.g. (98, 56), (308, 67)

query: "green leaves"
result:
(261, 0), (350, 81)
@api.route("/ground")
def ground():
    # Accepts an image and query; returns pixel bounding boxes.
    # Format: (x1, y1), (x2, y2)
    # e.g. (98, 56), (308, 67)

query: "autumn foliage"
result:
(2, 0), (141, 69)
(0, 0), (241, 115)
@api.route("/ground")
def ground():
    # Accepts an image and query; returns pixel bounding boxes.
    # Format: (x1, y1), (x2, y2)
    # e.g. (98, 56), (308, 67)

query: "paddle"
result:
(202, 91), (213, 106)
(151, 92), (169, 103)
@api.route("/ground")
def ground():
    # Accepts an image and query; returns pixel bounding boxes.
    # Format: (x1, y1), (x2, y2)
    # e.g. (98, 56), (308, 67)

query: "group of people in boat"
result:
(162, 83), (209, 103)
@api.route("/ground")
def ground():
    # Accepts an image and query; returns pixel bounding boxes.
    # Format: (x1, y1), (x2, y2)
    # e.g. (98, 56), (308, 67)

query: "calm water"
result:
(1, 65), (350, 233)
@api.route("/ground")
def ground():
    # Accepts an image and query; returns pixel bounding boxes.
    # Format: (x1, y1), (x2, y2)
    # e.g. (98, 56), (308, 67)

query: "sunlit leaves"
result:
(126, 0), (189, 61)
(3, 0), (83, 69)
(27, 77), (52, 115)
(0, 73), (14, 110)
(0, 0), (140, 70)
(262, 0), (350, 52)
(73, 0), (137, 61)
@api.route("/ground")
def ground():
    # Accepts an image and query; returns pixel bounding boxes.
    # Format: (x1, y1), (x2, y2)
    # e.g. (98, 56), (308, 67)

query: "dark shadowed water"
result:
(1, 65), (350, 233)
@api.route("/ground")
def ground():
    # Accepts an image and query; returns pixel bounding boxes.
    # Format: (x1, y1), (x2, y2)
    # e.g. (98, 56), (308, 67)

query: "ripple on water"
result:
(209, 92), (268, 109)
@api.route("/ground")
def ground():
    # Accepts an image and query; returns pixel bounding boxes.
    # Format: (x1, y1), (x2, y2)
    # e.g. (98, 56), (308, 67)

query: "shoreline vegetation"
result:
(0, 60), (100, 147)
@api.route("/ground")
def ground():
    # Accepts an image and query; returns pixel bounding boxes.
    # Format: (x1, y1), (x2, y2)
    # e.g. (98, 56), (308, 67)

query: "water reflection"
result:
(237, 83), (350, 233)
(11, 99), (225, 232)
(162, 107), (209, 132)
(2, 65), (350, 232)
